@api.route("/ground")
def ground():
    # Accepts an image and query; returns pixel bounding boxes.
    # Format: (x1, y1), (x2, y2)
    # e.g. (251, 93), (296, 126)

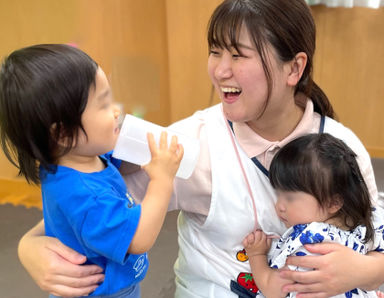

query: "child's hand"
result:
(242, 230), (271, 257)
(142, 131), (184, 181)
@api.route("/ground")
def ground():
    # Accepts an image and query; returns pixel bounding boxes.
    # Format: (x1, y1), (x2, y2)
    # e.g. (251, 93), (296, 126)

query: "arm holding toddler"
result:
(281, 243), (384, 297)
(18, 220), (104, 297)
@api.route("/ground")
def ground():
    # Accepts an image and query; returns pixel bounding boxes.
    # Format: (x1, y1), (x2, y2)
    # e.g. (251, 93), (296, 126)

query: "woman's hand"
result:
(280, 242), (384, 297)
(18, 222), (104, 297)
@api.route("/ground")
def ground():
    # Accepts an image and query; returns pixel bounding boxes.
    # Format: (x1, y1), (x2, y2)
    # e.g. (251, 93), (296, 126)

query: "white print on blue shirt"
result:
(133, 255), (147, 279)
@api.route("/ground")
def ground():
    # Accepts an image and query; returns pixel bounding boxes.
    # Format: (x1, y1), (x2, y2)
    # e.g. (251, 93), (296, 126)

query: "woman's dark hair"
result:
(207, 0), (335, 118)
(0, 44), (98, 184)
(269, 133), (373, 243)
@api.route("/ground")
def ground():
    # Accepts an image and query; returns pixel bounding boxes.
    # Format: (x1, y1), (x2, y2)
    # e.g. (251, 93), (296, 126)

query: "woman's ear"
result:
(286, 52), (308, 87)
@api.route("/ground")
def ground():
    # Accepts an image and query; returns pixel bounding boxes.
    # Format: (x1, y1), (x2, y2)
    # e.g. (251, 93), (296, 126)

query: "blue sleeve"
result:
(79, 192), (141, 265)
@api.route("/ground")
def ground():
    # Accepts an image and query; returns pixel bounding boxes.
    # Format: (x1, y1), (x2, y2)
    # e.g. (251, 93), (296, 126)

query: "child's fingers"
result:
(242, 233), (253, 247)
(253, 230), (264, 242)
(146, 132), (156, 156)
(169, 135), (178, 152)
(159, 131), (168, 150)
(246, 232), (256, 245)
(176, 144), (184, 162)
(242, 238), (249, 248)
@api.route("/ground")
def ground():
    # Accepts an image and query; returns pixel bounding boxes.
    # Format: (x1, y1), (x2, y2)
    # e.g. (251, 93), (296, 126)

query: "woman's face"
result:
(207, 25), (292, 124)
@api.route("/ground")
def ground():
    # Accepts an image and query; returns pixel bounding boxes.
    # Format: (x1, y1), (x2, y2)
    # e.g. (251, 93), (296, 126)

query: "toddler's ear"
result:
(50, 122), (72, 147)
(328, 195), (343, 214)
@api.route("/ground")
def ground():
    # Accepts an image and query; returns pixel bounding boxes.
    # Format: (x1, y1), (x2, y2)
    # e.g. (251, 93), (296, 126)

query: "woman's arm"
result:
(280, 243), (384, 297)
(18, 220), (104, 297)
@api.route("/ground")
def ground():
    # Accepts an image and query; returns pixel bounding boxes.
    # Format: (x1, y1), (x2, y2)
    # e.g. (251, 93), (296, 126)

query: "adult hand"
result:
(18, 233), (104, 297)
(279, 242), (383, 297)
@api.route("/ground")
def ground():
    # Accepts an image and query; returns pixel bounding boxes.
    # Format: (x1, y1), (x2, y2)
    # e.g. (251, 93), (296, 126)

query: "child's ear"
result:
(328, 195), (343, 214)
(286, 52), (307, 87)
(50, 122), (72, 147)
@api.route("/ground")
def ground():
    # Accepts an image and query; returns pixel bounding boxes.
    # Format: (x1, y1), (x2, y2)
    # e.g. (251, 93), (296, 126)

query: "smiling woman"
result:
(6, 1), (384, 297)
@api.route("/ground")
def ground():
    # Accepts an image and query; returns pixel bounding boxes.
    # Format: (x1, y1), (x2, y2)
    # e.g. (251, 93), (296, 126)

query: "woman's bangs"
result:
(208, 6), (245, 51)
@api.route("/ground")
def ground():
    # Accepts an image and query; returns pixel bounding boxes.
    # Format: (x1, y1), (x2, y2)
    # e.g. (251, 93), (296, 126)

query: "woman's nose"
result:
(215, 55), (232, 80)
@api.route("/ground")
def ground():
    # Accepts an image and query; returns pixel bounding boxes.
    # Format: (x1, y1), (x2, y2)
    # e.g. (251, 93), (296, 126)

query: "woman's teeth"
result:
(221, 87), (241, 93)
(221, 87), (241, 99)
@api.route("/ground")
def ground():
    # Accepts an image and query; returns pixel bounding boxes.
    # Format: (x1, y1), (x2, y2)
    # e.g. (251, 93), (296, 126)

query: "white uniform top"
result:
(125, 101), (379, 298)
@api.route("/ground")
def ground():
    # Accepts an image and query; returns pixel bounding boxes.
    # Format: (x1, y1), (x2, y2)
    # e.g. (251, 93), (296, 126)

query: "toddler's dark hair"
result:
(269, 133), (373, 243)
(0, 44), (98, 184)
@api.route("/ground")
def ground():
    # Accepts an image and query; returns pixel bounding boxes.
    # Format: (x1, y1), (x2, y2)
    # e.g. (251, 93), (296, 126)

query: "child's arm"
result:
(243, 230), (291, 298)
(128, 131), (183, 254)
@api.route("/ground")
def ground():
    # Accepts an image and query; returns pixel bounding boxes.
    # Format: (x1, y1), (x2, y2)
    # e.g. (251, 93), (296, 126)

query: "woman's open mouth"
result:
(221, 87), (242, 103)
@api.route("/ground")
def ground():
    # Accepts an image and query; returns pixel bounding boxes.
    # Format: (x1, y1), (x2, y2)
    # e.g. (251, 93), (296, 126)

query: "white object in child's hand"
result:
(113, 114), (200, 179)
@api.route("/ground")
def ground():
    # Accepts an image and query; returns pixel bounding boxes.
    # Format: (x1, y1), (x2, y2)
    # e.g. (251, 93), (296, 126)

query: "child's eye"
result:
(101, 102), (111, 109)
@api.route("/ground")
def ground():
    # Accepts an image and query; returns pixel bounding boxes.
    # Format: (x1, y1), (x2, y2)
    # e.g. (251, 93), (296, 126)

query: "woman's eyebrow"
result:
(236, 43), (255, 51)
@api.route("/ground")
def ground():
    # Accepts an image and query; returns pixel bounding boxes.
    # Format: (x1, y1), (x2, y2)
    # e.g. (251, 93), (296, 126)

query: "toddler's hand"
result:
(142, 131), (184, 181)
(242, 230), (271, 257)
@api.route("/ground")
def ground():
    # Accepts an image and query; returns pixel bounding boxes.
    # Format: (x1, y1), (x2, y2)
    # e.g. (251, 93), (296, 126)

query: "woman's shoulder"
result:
(323, 117), (369, 156)
(168, 104), (222, 137)
(323, 117), (356, 139)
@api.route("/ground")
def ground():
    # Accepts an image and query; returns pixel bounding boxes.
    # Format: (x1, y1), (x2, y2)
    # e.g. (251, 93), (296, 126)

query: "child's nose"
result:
(275, 201), (285, 213)
(113, 105), (121, 118)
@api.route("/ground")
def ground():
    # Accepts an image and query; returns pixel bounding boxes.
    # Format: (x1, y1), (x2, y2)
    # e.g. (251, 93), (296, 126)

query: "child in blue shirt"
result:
(0, 44), (183, 297)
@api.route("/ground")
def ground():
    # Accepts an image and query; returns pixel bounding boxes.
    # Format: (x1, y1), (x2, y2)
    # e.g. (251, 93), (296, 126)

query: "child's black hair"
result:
(269, 133), (373, 243)
(0, 44), (98, 184)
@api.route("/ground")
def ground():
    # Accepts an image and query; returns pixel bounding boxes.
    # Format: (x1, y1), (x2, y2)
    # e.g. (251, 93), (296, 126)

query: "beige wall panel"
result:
(0, 0), (169, 182)
(166, 0), (222, 123)
(76, 0), (170, 125)
(0, 0), (78, 179)
(311, 6), (384, 157)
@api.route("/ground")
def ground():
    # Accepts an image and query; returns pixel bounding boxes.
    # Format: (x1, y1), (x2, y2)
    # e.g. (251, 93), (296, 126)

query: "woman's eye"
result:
(209, 50), (220, 56)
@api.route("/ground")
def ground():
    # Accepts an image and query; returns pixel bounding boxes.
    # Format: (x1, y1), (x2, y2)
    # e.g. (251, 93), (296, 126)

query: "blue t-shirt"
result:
(40, 152), (148, 296)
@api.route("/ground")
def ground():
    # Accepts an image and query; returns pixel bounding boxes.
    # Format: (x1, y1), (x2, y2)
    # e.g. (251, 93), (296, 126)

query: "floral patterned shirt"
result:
(262, 207), (384, 298)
